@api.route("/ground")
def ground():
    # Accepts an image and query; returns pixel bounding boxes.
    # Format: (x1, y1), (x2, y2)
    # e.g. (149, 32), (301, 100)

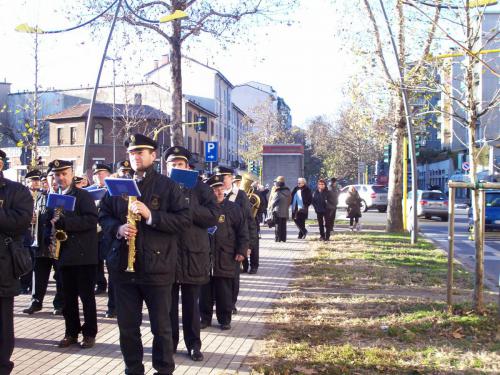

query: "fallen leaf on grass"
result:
(293, 366), (317, 374)
(452, 330), (464, 339)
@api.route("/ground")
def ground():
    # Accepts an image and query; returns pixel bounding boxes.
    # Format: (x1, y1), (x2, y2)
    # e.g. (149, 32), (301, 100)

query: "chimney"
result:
(153, 59), (159, 70)
(161, 54), (169, 65)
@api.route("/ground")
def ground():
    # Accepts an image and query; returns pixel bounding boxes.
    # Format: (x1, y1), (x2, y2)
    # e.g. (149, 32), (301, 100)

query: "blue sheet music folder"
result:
(86, 188), (107, 201)
(170, 168), (198, 189)
(104, 178), (141, 197)
(46, 194), (76, 212)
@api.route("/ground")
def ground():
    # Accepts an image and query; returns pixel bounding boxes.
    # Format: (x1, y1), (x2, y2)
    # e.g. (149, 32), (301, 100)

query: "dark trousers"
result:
(107, 278), (115, 311)
(60, 265), (97, 338)
(170, 283), (201, 352)
(19, 247), (35, 292)
(200, 277), (233, 325)
(242, 242), (259, 271)
(31, 257), (64, 309)
(349, 217), (359, 226)
(326, 208), (337, 238)
(293, 215), (307, 236)
(115, 282), (174, 375)
(232, 262), (240, 309)
(0, 297), (14, 375)
(96, 259), (107, 291)
(316, 212), (326, 238)
(275, 218), (287, 242)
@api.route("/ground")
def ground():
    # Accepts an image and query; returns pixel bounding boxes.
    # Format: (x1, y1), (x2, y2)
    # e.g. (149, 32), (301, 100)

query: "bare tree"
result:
(67, 0), (296, 146)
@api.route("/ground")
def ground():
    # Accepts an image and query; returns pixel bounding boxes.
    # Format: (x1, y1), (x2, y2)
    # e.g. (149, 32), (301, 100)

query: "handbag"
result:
(5, 237), (32, 278)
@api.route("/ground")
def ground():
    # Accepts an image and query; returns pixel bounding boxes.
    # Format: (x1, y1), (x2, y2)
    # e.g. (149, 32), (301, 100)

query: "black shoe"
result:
(220, 323), (231, 330)
(53, 308), (63, 315)
(105, 310), (116, 318)
(58, 336), (78, 348)
(23, 303), (42, 315)
(20, 288), (31, 295)
(94, 287), (106, 295)
(232, 307), (238, 315)
(80, 336), (95, 349)
(298, 233), (303, 239)
(189, 348), (204, 361)
(200, 321), (211, 329)
(248, 268), (258, 274)
(302, 230), (308, 239)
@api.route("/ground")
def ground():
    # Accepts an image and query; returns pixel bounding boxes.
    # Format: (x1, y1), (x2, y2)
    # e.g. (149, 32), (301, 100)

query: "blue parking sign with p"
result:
(205, 141), (218, 162)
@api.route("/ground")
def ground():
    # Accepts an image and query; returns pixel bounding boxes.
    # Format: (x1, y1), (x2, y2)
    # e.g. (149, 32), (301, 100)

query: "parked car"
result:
(338, 184), (388, 212)
(405, 190), (449, 221)
(468, 190), (500, 232)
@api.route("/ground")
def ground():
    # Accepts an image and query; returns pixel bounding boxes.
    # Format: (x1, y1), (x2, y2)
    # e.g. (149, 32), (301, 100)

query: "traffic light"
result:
(383, 144), (391, 164)
(195, 116), (207, 132)
(415, 135), (421, 157)
(248, 160), (259, 175)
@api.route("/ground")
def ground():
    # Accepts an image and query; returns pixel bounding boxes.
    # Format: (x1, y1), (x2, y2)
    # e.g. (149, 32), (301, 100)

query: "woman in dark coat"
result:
(346, 186), (362, 231)
(290, 178), (313, 239)
(268, 176), (291, 242)
(312, 179), (330, 241)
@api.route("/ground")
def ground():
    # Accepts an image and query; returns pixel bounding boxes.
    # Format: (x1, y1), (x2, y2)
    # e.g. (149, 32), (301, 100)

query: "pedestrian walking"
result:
(268, 176), (291, 242)
(291, 178), (312, 239)
(312, 179), (330, 241)
(325, 177), (339, 239)
(346, 186), (362, 231)
(0, 149), (33, 375)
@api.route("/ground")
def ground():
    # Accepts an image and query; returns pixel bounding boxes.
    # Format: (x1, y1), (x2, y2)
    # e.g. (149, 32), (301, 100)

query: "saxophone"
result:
(30, 190), (39, 247)
(52, 188), (68, 260)
(126, 196), (141, 272)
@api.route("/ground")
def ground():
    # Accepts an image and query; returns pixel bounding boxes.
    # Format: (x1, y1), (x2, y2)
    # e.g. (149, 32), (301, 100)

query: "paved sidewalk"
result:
(10, 224), (308, 375)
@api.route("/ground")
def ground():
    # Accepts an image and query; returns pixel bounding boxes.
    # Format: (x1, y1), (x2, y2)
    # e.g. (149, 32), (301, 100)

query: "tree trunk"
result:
(170, 11), (184, 147)
(386, 100), (405, 233)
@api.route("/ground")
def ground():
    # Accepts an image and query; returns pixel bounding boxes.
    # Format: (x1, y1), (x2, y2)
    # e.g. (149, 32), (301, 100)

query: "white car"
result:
(405, 190), (449, 221)
(338, 184), (388, 212)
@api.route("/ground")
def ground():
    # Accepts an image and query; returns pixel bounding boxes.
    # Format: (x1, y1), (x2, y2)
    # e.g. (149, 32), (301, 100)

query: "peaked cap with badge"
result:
(205, 174), (224, 188)
(124, 133), (158, 152)
(164, 145), (192, 163)
(232, 174), (242, 182)
(116, 160), (132, 172)
(25, 169), (42, 180)
(47, 159), (73, 173)
(73, 176), (84, 184)
(92, 163), (112, 174)
(213, 166), (234, 176)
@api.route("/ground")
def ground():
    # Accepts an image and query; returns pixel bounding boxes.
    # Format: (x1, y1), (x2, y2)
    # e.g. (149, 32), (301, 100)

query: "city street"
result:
(331, 208), (500, 289)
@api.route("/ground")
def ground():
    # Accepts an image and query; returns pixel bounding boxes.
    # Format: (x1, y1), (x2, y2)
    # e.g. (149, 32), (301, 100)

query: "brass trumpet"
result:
(240, 172), (261, 218)
(126, 196), (141, 272)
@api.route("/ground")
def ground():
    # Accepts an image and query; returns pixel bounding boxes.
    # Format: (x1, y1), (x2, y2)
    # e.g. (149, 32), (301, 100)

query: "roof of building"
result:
(185, 95), (218, 117)
(45, 103), (169, 121)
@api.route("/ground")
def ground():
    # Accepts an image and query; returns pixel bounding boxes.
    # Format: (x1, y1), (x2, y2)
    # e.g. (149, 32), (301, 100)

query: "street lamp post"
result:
(105, 56), (120, 166)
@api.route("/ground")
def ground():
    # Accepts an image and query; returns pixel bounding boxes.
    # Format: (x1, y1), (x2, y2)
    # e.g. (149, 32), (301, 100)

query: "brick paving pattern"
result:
(10, 223), (308, 374)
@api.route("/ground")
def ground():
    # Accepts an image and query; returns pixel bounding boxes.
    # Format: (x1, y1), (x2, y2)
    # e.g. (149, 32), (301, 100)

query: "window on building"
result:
(188, 136), (192, 151)
(200, 140), (204, 156)
(211, 121), (214, 136)
(57, 127), (64, 145)
(134, 93), (142, 106)
(94, 123), (104, 144)
(70, 127), (77, 145)
(187, 110), (192, 123)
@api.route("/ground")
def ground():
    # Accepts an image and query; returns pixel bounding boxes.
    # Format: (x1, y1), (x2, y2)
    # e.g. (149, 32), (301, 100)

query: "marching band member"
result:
(164, 146), (218, 362)
(116, 160), (133, 178)
(98, 134), (190, 375)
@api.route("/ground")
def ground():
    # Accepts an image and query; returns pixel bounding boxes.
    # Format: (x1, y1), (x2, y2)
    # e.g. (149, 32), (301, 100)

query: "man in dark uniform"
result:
(99, 134), (190, 375)
(90, 163), (112, 295)
(116, 160), (133, 178)
(22, 168), (64, 315)
(199, 175), (248, 330)
(214, 166), (258, 314)
(0, 149), (33, 375)
(20, 170), (43, 294)
(47, 160), (99, 349)
(325, 177), (339, 240)
(164, 146), (218, 362)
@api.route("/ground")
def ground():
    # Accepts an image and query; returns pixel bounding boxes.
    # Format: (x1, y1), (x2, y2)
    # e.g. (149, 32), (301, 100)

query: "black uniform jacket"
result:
(47, 187), (99, 267)
(211, 200), (249, 278)
(98, 167), (190, 285)
(33, 191), (51, 258)
(175, 181), (219, 285)
(0, 176), (33, 297)
(227, 189), (258, 251)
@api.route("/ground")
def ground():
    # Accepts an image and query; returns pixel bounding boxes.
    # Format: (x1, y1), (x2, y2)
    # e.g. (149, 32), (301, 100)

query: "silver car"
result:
(338, 184), (388, 212)
(406, 190), (449, 221)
